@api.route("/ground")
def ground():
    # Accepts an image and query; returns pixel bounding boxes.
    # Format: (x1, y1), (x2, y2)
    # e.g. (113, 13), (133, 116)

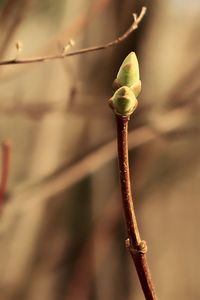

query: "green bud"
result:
(109, 86), (138, 117)
(114, 52), (141, 97)
(131, 80), (142, 97)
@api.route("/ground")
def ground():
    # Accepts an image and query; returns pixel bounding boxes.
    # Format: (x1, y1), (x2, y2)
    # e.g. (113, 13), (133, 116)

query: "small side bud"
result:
(131, 80), (142, 97)
(112, 78), (121, 90)
(62, 38), (75, 55)
(109, 86), (138, 117)
(15, 40), (23, 60)
(15, 40), (23, 52)
(68, 38), (75, 47)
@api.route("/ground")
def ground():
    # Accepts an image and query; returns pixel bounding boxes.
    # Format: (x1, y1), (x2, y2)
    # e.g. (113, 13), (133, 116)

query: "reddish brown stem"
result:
(0, 140), (11, 210)
(116, 115), (157, 300)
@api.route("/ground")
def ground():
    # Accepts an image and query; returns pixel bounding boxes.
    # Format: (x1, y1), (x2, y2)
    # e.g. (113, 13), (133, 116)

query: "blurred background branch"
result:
(0, 6), (146, 66)
(0, 140), (11, 211)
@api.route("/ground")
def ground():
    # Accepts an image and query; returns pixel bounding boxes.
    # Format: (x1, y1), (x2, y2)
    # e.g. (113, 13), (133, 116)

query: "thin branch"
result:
(116, 116), (157, 300)
(0, 0), (112, 80)
(0, 141), (11, 210)
(0, 7), (147, 66)
(109, 50), (157, 298)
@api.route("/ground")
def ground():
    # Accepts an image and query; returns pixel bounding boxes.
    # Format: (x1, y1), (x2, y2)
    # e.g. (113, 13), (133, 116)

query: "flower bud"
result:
(114, 52), (141, 97)
(109, 86), (138, 116)
(131, 80), (142, 97)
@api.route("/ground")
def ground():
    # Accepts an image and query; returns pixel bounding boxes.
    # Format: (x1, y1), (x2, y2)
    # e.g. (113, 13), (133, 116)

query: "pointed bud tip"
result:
(115, 52), (140, 92)
(121, 52), (137, 67)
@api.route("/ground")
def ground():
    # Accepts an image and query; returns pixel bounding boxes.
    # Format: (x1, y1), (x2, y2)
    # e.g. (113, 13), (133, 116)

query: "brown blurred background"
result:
(0, 0), (200, 299)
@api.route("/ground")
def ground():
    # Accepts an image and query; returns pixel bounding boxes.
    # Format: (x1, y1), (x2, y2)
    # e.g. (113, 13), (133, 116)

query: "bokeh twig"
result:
(0, 7), (146, 66)
(65, 191), (120, 300)
(0, 141), (11, 210)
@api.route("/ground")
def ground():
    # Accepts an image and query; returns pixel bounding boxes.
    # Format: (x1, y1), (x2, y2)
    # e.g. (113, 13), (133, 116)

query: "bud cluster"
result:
(109, 52), (141, 117)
